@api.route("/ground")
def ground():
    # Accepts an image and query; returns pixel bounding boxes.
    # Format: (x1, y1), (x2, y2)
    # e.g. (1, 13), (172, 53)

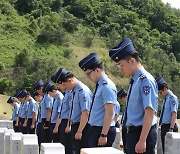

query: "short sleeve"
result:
(141, 79), (158, 111)
(115, 102), (120, 115)
(79, 90), (92, 112)
(32, 102), (37, 112)
(45, 94), (53, 109)
(170, 97), (179, 113)
(102, 85), (117, 105)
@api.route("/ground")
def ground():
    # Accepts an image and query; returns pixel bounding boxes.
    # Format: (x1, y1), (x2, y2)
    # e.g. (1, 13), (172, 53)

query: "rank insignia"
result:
(143, 86), (151, 95)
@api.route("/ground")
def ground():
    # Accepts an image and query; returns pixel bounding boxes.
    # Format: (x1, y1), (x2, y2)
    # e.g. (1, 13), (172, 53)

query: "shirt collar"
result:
(73, 81), (81, 92)
(98, 74), (108, 85)
(132, 67), (145, 81)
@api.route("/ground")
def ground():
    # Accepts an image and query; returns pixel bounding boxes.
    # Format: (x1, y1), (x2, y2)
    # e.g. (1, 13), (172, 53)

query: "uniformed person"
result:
(32, 90), (43, 147)
(51, 68), (74, 154)
(25, 91), (37, 134)
(38, 81), (53, 143)
(7, 97), (20, 132)
(117, 88), (128, 153)
(46, 84), (64, 143)
(17, 89), (29, 134)
(56, 68), (92, 154)
(156, 77), (179, 153)
(79, 53), (117, 148)
(109, 38), (158, 154)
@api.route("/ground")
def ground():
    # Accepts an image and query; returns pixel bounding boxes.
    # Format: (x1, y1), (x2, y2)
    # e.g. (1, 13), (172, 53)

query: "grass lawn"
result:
(0, 94), (12, 120)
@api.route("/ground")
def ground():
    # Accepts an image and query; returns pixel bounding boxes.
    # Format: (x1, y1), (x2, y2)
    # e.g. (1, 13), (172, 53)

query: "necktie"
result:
(159, 98), (166, 125)
(123, 78), (134, 126)
(88, 83), (99, 121)
(50, 98), (56, 121)
(120, 107), (126, 125)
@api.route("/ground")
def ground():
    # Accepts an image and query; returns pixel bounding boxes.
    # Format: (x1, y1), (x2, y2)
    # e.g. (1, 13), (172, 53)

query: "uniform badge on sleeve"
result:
(143, 86), (151, 95)
(172, 101), (175, 105)
(84, 97), (88, 101)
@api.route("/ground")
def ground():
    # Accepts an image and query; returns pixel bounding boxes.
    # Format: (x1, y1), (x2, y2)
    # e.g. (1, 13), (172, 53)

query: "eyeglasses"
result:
(86, 70), (93, 77)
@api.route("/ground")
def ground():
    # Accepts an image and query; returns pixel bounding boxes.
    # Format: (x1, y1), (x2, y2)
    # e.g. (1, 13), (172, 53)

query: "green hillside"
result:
(0, 0), (179, 117)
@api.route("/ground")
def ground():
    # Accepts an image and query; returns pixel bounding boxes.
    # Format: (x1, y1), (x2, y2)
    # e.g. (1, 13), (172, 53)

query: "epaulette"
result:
(78, 87), (83, 91)
(102, 80), (108, 85)
(139, 74), (146, 80)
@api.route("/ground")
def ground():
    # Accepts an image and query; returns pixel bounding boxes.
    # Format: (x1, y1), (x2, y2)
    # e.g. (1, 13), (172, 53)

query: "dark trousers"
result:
(42, 118), (52, 143)
(71, 122), (89, 154)
(50, 123), (60, 143)
(19, 118), (27, 134)
(36, 122), (43, 147)
(161, 123), (178, 153)
(59, 119), (74, 154)
(27, 118), (36, 134)
(122, 126), (127, 153)
(88, 125), (116, 148)
(13, 121), (20, 132)
(126, 124), (157, 154)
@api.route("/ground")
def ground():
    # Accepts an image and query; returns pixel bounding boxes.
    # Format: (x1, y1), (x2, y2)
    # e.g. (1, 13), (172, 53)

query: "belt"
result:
(127, 125), (142, 133)
(127, 124), (156, 133)
(71, 122), (80, 125)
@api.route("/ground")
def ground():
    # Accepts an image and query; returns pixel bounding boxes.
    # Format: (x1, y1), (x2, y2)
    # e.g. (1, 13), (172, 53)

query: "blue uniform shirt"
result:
(161, 91), (179, 124)
(70, 81), (92, 123)
(41, 94), (53, 119)
(115, 101), (120, 116)
(18, 101), (29, 118)
(126, 67), (158, 126)
(89, 74), (117, 127)
(60, 89), (72, 120)
(12, 103), (20, 121)
(27, 97), (37, 119)
(51, 91), (64, 123)
(37, 96), (44, 123)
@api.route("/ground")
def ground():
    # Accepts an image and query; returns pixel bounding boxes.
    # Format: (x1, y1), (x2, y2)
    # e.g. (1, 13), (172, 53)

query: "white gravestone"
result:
(40, 143), (65, 154)
(22, 134), (39, 154)
(112, 128), (120, 150)
(81, 147), (124, 154)
(10, 133), (22, 154)
(4, 129), (14, 154)
(165, 132), (180, 154)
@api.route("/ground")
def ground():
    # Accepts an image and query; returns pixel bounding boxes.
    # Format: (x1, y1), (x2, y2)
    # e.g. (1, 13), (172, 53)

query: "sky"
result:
(162, 0), (180, 9)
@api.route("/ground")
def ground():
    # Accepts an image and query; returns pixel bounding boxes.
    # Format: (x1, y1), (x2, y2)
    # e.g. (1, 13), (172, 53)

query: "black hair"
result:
(123, 51), (140, 63)
(88, 62), (104, 71)
(158, 83), (169, 90)
(61, 72), (74, 82)
(48, 85), (58, 92)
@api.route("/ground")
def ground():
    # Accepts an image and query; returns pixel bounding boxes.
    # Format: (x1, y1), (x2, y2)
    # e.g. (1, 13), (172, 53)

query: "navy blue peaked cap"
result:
(34, 80), (44, 90)
(43, 81), (53, 93)
(117, 88), (128, 99)
(79, 53), (100, 71)
(7, 97), (17, 104)
(14, 90), (22, 98)
(18, 89), (28, 98)
(109, 38), (135, 63)
(156, 77), (167, 89)
(51, 68), (68, 83)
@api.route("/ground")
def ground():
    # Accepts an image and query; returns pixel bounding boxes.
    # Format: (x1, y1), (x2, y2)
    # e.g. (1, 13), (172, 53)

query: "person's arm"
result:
(98, 103), (114, 146)
(44, 108), (52, 129)
(114, 114), (119, 123)
(75, 110), (89, 140)
(53, 113), (61, 133)
(169, 112), (177, 132)
(135, 107), (154, 153)
(15, 116), (19, 126)
(31, 112), (36, 128)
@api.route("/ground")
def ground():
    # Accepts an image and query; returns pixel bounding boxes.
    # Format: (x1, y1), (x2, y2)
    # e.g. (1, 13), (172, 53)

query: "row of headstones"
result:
(1, 120), (180, 154)
(0, 127), (123, 154)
